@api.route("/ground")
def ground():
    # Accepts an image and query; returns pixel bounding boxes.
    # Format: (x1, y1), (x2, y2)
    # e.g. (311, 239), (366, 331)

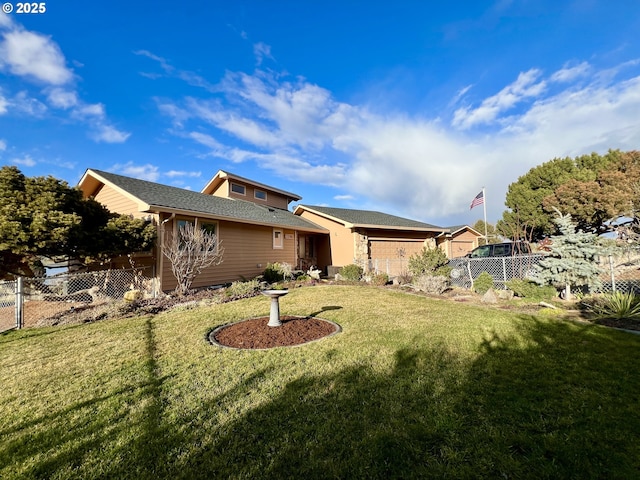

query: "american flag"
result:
(470, 190), (484, 210)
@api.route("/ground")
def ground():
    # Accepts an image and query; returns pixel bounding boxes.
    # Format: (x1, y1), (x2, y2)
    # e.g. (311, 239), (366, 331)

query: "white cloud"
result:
(550, 62), (590, 83)
(76, 103), (105, 118)
(0, 29), (73, 85)
(47, 88), (78, 109)
(166, 170), (202, 178)
(253, 42), (274, 65)
(0, 90), (7, 114)
(334, 195), (354, 201)
(0, 18), (127, 144)
(11, 155), (36, 167)
(452, 69), (546, 129)
(0, 139), (6, 150)
(0, 11), (13, 29)
(12, 91), (47, 116)
(92, 124), (131, 143)
(134, 49), (216, 91)
(161, 58), (640, 221)
(112, 162), (160, 182)
(188, 131), (226, 150)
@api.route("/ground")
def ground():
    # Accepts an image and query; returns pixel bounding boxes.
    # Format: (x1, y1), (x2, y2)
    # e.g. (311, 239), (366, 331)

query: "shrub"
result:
(225, 279), (260, 297)
(506, 279), (557, 301)
(583, 292), (640, 321)
(262, 262), (293, 283)
(408, 247), (451, 277)
(412, 274), (449, 295)
(396, 271), (413, 285)
(473, 272), (494, 294)
(339, 264), (363, 281)
(370, 272), (389, 286)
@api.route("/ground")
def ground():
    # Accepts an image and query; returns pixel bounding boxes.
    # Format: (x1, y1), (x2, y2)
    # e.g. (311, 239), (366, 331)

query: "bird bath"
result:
(261, 289), (289, 327)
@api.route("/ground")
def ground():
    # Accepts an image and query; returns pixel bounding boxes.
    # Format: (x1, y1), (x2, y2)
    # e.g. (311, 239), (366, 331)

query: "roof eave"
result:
(352, 223), (448, 233)
(145, 204), (328, 233)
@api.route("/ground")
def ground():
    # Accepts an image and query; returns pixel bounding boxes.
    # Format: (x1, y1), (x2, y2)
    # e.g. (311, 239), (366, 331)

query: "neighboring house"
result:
(79, 168), (482, 289)
(78, 169), (328, 292)
(293, 205), (461, 276)
(437, 225), (483, 259)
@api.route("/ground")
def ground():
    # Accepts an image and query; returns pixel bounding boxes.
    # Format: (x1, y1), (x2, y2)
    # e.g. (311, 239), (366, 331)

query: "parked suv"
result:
(467, 241), (531, 258)
(448, 241), (539, 287)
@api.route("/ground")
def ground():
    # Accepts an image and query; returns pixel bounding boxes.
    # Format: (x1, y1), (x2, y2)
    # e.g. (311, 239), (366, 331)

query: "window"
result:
(254, 189), (267, 201)
(492, 244), (510, 256)
(470, 245), (491, 258)
(231, 183), (246, 195)
(273, 229), (283, 249)
(201, 222), (217, 236)
(175, 219), (219, 251)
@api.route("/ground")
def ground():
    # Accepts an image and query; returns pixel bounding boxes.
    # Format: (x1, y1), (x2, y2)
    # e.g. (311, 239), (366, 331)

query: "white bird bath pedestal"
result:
(261, 289), (289, 327)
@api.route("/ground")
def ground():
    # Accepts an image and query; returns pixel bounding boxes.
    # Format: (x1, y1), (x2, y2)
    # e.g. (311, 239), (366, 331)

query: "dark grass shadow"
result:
(5, 316), (640, 479)
(305, 305), (343, 319)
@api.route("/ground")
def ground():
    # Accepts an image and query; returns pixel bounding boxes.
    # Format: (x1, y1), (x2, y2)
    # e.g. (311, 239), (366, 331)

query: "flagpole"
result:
(482, 187), (488, 243)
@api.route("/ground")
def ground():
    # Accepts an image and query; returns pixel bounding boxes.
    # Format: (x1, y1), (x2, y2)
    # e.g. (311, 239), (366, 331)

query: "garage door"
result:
(450, 240), (474, 258)
(369, 240), (424, 276)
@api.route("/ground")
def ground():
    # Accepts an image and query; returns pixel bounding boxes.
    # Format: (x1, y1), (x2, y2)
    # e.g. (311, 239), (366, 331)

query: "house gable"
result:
(294, 204), (449, 271)
(78, 169), (325, 233)
(201, 170), (301, 210)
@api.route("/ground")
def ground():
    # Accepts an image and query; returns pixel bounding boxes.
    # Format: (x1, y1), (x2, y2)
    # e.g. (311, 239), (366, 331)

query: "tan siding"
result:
(94, 184), (142, 216)
(159, 218), (297, 291)
(212, 179), (290, 209)
(298, 211), (354, 266)
(436, 229), (481, 258)
(211, 179), (229, 198)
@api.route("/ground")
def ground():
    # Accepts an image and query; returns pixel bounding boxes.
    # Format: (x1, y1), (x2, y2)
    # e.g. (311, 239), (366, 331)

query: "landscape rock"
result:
(497, 289), (514, 300)
(481, 288), (498, 304)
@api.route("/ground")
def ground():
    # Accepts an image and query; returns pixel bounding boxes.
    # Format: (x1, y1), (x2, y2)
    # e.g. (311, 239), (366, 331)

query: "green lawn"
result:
(1, 286), (639, 479)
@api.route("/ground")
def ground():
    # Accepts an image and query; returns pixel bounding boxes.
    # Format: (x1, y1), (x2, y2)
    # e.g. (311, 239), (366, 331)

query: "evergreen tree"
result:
(0, 166), (156, 278)
(534, 210), (603, 300)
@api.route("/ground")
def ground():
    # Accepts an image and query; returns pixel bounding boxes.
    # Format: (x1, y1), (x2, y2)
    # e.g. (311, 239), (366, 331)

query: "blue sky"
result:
(1, 1), (639, 227)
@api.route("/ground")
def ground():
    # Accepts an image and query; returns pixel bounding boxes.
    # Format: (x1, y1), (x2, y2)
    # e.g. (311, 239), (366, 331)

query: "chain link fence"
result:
(447, 254), (547, 290)
(446, 248), (640, 294)
(595, 248), (640, 294)
(359, 258), (409, 277)
(0, 267), (157, 333)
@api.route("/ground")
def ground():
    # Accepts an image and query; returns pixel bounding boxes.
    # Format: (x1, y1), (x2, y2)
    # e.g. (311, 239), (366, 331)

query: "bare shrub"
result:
(163, 221), (224, 296)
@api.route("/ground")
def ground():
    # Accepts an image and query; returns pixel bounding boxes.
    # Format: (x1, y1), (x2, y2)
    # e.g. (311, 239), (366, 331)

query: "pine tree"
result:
(535, 210), (603, 300)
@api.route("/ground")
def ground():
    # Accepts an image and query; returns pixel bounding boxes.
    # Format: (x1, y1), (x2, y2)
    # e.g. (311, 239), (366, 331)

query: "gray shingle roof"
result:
(298, 205), (445, 231)
(88, 169), (326, 232)
(445, 225), (482, 235)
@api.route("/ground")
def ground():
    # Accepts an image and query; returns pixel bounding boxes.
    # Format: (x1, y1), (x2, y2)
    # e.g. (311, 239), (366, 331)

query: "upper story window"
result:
(254, 189), (267, 201)
(231, 183), (246, 195)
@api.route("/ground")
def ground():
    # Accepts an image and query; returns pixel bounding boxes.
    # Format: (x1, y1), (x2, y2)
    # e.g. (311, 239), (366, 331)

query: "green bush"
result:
(262, 262), (294, 283)
(506, 279), (557, 301)
(583, 292), (640, 321)
(473, 272), (494, 294)
(339, 264), (363, 281)
(408, 247), (451, 277)
(263, 263), (284, 283)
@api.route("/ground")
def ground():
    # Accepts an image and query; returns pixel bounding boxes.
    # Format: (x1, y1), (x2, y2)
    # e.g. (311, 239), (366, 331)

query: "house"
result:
(78, 169), (328, 291)
(437, 225), (483, 259)
(293, 205), (480, 276)
(78, 168), (482, 290)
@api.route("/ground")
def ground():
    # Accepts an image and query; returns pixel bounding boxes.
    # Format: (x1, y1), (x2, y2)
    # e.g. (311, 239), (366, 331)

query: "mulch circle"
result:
(209, 315), (341, 350)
